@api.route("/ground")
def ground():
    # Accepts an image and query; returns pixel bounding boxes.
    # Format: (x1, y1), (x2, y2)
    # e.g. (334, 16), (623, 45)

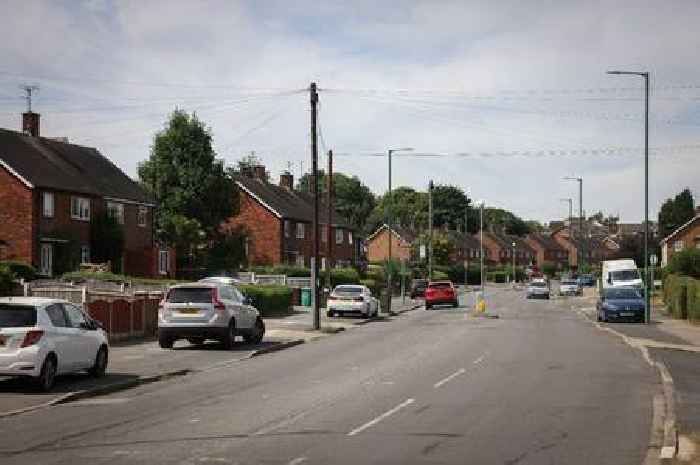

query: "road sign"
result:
(419, 244), (426, 259)
(650, 254), (658, 266)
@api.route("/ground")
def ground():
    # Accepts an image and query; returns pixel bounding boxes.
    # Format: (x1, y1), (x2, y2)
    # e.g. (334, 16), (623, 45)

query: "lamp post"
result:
(607, 70), (650, 324)
(560, 198), (573, 228)
(478, 201), (485, 301)
(386, 147), (413, 315)
(512, 241), (517, 284)
(563, 176), (584, 271)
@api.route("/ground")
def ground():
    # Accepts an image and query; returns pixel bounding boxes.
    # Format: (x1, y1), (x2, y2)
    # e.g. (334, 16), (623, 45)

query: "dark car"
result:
(577, 274), (596, 287)
(596, 287), (645, 323)
(410, 279), (429, 299)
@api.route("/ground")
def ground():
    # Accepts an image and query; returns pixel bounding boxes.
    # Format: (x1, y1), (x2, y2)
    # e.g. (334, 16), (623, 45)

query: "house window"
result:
(335, 228), (343, 244)
(80, 245), (90, 264)
(322, 225), (327, 243)
(674, 240), (684, 252)
(296, 254), (305, 267)
(70, 196), (90, 221)
(284, 220), (291, 238)
(321, 257), (326, 270)
(42, 192), (54, 218)
(296, 222), (305, 239)
(106, 201), (124, 225)
(137, 206), (147, 227)
(159, 250), (170, 275)
(348, 231), (353, 245)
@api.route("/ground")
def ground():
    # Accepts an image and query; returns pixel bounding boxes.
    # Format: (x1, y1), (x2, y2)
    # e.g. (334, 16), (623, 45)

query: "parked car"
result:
(0, 297), (109, 391)
(596, 287), (645, 323)
(327, 285), (379, 318)
(410, 279), (429, 299)
(559, 279), (582, 296)
(526, 280), (550, 299)
(577, 274), (597, 288)
(425, 281), (459, 309)
(158, 282), (264, 349)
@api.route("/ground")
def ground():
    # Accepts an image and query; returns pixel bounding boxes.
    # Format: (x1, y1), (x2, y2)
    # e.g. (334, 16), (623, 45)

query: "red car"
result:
(425, 281), (459, 309)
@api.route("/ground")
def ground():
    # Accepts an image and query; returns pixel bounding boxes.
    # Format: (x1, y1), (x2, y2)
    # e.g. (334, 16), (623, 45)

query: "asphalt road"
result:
(0, 286), (658, 465)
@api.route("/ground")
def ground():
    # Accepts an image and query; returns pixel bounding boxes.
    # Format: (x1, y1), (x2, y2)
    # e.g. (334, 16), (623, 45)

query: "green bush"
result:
(61, 270), (182, 285)
(668, 248), (700, 279)
(240, 284), (293, 316)
(541, 263), (557, 278)
(359, 279), (380, 296)
(330, 268), (360, 287)
(664, 274), (691, 319)
(251, 265), (311, 277)
(432, 270), (449, 281)
(686, 278), (700, 324)
(0, 261), (36, 281)
(0, 264), (14, 295)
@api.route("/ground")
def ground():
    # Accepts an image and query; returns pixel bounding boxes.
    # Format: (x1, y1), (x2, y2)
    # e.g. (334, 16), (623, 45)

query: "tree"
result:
(90, 212), (125, 272)
(525, 220), (546, 233)
(229, 152), (269, 181)
(667, 248), (700, 279)
(366, 187), (428, 235)
(483, 208), (530, 236)
(658, 188), (695, 238)
(297, 171), (376, 233)
(138, 110), (237, 262)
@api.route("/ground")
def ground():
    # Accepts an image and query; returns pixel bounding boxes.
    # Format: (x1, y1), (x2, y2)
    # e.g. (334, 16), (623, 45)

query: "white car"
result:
(559, 279), (582, 296)
(0, 297), (109, 391)
(526, 280), (551, 299)
(327, 285), (379, 318)
(158, 283), (264, 349)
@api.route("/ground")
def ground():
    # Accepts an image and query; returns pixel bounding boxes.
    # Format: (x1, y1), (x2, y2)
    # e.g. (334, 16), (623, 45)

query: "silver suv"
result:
(158, 283), (264, 349)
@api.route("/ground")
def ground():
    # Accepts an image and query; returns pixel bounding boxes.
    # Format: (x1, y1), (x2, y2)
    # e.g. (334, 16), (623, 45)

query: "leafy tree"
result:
(297, 170), (376, 233)
(366, 187), (429, 235)
(525, 220), (545, 233)
(431, 184), (475, 231)
(483, 208), (530, 237)
(90, 212), (125, 272)
(411, 232), (454, 266)
(658, 188), (695, 238)
(667, 248), (700, 278)
(138, 109), (237, 262)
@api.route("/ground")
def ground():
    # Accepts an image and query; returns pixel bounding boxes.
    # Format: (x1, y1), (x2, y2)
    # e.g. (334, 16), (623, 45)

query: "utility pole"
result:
(479, 202), (485, 301)
(428, 180), (434, 281)
(564, 177), (583, 271)
(607, 70), (650, 323)
(310, 82), (320, 330)
(464, 204), (468, 286)
(326, 150), (333, 292)
(512, 241), (517, 284)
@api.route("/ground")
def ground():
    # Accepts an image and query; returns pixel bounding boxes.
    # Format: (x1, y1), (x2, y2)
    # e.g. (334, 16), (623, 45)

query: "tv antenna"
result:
(20, 84), (39, 112)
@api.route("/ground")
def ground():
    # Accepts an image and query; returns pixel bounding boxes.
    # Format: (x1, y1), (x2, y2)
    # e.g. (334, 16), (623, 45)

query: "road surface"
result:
(0, 286), (658, 464)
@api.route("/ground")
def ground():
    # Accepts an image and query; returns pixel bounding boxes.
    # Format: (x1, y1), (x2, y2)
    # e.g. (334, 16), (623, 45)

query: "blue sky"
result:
(1, 0), (699, 223)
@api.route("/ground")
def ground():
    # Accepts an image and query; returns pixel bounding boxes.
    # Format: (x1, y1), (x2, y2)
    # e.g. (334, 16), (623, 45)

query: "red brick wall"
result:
(286, 222), (356, 266)
(367, 229), (411, 263)
(664, 218), (700, 266)
(552, 230), (578, 267)
(481, 234), (503, 265)
(223, 192), (282, 265)
(36, 190), (95, 263)
(0, 166), (34, 264)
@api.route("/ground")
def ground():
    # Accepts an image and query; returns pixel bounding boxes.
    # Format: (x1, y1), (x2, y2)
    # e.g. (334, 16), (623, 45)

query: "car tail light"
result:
(21, 330), (44, 348)
(212, 288), (226, 313)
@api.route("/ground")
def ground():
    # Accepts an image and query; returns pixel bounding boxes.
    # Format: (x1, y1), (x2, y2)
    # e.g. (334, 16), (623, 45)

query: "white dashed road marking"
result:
(433, 368), (466, 388)
(347, 398), (415, 436)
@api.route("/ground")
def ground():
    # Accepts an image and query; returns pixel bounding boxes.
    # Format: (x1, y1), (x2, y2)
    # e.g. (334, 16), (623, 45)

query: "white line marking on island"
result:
(347, 398), (415, 436)
(433, 368), (466, 388)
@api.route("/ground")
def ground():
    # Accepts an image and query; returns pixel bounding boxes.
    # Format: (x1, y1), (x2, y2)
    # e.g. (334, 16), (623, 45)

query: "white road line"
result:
(288, 457), (308, 465)
(473, 355), (485, 365)
(347, 398), (415, 436)
(433, 368), (466, 388)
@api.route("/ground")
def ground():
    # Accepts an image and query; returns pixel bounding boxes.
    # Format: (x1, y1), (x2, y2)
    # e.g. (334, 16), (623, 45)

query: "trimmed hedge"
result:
(62, 270), (182, 285)
(360, 279), (380, 296)
(240, 284), (293, 316)
(0, 261), (36, 281)
(687, 278), (700, 324)
(330, 268), (360, 287)
(0, 264), (14, 295)
(251, 265), (311, 277)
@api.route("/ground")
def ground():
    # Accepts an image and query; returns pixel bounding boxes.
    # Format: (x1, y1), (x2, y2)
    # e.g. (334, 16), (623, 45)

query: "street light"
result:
(476, 200), (486, 303)
(563, 176), (584, 271)
(386, 147), (414, 315)
(512, 241), (517, 284)
(607, 69), (650, 324)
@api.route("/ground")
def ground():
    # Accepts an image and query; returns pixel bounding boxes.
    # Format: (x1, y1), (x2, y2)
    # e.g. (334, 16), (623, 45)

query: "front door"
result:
(40, 243), (53, 277)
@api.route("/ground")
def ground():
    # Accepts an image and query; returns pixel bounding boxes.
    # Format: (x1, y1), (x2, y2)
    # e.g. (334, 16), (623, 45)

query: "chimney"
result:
(22, 112), (40, 137)
(253, 165), (266, 181)
(279, 171), (294, 190)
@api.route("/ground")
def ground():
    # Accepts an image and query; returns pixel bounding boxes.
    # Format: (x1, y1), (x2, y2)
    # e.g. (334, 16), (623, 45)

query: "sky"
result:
(1, 0), (699, 224)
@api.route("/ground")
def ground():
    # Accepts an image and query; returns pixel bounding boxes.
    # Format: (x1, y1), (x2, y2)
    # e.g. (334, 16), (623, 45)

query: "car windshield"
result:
(0, 304), (37, 328)
(530, 282), (547, 287)
(334, 286), (363, 295)
(605, 288), (642, 300)
(611, 270), (638, 281)
(167, 288), (213, 303)
(561, 280), (577, 285)
(428, 282), (452, 289)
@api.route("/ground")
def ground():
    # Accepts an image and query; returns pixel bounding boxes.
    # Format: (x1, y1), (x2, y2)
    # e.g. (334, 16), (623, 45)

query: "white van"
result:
(601, 259), (642, 290)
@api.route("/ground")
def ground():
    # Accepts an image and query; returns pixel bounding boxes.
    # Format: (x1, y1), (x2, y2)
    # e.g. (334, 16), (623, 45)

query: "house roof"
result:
(484, 231), (535, 253)
(527, 233), (566, 252)
(446, 230), (480, 250)
(366, 224), (416, 243)
(0, 128), (152, 204)
(660, 214), (700, 245)
(234, 175), (352, 229)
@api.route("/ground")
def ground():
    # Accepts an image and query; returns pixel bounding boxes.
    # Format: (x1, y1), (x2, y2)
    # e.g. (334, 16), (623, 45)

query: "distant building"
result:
(366, 224), (415, 263)
(524, 234), (568, 270)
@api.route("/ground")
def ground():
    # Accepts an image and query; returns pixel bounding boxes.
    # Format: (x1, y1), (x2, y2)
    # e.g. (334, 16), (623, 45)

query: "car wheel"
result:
(244, 318), (265, 344)
(187, 337), (205, 346)
(158, 333), (175, 349)
(88, 346), (108, 378)
(453, 301), (459, 308)
(222, 319), (236, 350)
(35, 355), (57, 392)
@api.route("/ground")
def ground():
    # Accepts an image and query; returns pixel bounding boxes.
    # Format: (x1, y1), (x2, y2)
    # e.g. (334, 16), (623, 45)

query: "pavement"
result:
(569, 286), (700, 463)
(0, 286), (660, 465)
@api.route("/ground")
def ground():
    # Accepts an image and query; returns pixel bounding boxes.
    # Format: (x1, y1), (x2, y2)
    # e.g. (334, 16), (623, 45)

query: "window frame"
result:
(106, 201), (125, 225)
(159, 250), (170, 275)
(335, 228), (344, 245)
(674, 240), (684, 252)
(296, 222), (305, 239)
(80, 245), (90, 264)
(70, 196), (91, 221)
(137, 206), (148, 227)
(42, 191), (54, 218)
(295, 254), (305, 267)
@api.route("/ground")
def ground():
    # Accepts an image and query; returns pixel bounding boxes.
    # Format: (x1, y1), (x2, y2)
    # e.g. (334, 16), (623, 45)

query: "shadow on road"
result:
(0, 372), (141, 395)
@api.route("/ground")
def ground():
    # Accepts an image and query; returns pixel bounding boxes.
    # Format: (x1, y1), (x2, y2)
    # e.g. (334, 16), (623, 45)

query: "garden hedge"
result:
(686, 278), (700, 324)
(0, 261), (36, 281)
(240, 284), (293, 316)
(0, 264), (14, 295)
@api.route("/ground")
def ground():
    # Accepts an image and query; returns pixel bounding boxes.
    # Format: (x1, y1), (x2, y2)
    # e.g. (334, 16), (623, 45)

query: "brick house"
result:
(479, 231), (535, 266)
(660, 209), (700, 267)
(524, 233), (568, 270)
(551, 227), (615, 269)
(446, 230), (482, 266)
(366, 224), (415, 263)
(223, 167), (358, 268)
(0, 114), (174, 278)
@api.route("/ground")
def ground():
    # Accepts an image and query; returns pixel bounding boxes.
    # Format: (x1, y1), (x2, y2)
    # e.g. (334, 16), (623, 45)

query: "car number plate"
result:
(620, 312), (635, 317)
(179, 308), (200, 314)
